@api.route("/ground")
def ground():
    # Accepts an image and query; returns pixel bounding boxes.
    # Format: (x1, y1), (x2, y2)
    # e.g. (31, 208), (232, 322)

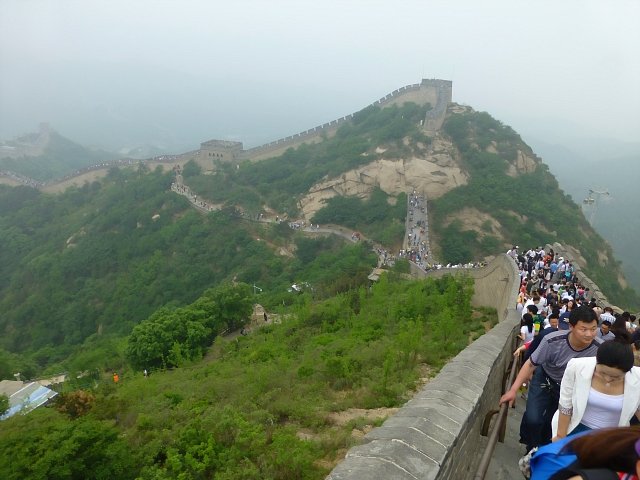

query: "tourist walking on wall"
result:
(500, 306), (603, 452)
(551, 336), (640, 440)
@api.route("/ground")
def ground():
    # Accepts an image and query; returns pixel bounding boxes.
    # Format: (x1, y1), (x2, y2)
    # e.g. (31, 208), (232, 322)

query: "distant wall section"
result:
(7, 80), (453, 188)
(547, 242), (621, 311)
(197, 79), (453, 165)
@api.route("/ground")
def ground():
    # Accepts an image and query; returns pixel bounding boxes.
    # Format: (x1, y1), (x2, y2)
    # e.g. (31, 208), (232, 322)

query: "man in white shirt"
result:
(599, 306), (616, 326)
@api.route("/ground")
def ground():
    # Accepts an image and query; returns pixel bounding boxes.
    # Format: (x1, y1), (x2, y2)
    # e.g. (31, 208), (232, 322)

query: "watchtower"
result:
(198, 139), (244, 171)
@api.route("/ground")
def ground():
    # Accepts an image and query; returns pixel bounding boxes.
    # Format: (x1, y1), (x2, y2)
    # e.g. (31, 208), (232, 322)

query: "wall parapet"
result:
(237, 80), (442, 162)
(329, 244), (625, 479)
(327, 255), (521, 479)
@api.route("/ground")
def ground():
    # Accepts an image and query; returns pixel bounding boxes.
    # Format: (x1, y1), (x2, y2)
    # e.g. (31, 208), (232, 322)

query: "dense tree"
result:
(0, 411), (137, 479)
(0, 394), (8, 416)
(126, 283), (254, 369)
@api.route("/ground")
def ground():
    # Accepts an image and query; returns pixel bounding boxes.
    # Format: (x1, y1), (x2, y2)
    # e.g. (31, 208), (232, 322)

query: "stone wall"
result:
(327, 255), (521, 479)
(238, 79), (452, 162)
(8, 79), (453, 189)
(424, 81), (453, 133)
(197, 140), (244, 170)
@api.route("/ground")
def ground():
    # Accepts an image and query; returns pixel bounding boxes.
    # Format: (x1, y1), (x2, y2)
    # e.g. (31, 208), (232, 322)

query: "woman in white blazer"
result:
(552, 336), (640, 440)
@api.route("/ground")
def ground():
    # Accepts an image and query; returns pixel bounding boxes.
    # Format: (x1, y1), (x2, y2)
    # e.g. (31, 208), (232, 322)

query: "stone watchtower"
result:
(198, 139), (244, 171)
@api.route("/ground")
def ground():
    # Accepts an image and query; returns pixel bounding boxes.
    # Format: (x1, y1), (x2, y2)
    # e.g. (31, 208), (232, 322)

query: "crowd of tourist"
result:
(402, 190), (431, 269)
(1, 154), (185, 191)
(499, 245), (640, 479)
(170, 181), (217, 212)
(0, 169), (44, 188)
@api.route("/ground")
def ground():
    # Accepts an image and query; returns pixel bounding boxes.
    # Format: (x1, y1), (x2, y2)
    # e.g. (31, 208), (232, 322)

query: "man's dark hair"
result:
(549, 309), (560, 320)
(526, 304), (538, 314)
(569, 305), (598, 326)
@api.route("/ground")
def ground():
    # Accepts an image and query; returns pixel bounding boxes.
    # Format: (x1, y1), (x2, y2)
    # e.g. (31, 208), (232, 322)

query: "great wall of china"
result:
(234, 78), (452, 162)
(2, 79), (631, 477)
(170, 174), (623, 479)
(167, 161), (627, 478)
(0, 79), (452, 192)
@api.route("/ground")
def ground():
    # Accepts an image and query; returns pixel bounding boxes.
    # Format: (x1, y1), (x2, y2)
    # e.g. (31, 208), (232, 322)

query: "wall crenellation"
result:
(195, 79), (452, 168)
(2, 80), (453, 189)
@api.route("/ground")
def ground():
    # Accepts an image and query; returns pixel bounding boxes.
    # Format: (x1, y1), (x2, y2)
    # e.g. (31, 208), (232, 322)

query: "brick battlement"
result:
(194, 79), (452, 170)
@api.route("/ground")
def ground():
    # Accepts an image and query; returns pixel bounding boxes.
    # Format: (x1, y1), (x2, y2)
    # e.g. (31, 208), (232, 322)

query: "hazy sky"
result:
(1, 0), (638, 152)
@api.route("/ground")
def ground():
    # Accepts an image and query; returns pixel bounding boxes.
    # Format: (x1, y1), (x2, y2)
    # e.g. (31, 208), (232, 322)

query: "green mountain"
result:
(0, 125), (118, 181)
(0, 97), (637, 479)
(1, 101), (635, 375)
(0, 166), (378, 377)
(527, 140), (640, 294)
(184, 103), (638, 308)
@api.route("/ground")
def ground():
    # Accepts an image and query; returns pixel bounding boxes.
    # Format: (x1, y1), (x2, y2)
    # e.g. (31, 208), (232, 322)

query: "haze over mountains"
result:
(2, 106), (638, 295)
(528, 139), (640, 293)
(2, 94), (635, 363)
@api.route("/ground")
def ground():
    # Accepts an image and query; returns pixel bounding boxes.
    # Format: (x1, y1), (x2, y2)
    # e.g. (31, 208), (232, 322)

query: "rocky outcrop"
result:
(443, 208), (503, 239)
(300, 157), (468, 219)
(506, 150), (538, 176)
(299, 136), (468, 219)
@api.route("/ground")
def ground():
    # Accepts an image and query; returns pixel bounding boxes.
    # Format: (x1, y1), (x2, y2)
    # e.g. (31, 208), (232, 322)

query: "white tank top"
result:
(580, 388), (624, 429)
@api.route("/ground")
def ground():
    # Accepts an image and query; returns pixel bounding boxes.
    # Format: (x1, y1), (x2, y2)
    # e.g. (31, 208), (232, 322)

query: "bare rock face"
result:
(299, 136), (468, 219)
(506, 150), (538, 176)
(443, 207), (503, 239)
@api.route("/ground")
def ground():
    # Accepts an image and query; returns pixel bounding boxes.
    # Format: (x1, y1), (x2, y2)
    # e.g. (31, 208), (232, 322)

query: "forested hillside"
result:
(432, 109), (638, 307)
(184, 103), (638, 307)
(0, 129), (118, 181)
(2, 99), (636, 382)
(1, 274), (497, 479)
(185, 103), (430, 222)
(1, 98), (638, 479)
(0, 166), (376, 378)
